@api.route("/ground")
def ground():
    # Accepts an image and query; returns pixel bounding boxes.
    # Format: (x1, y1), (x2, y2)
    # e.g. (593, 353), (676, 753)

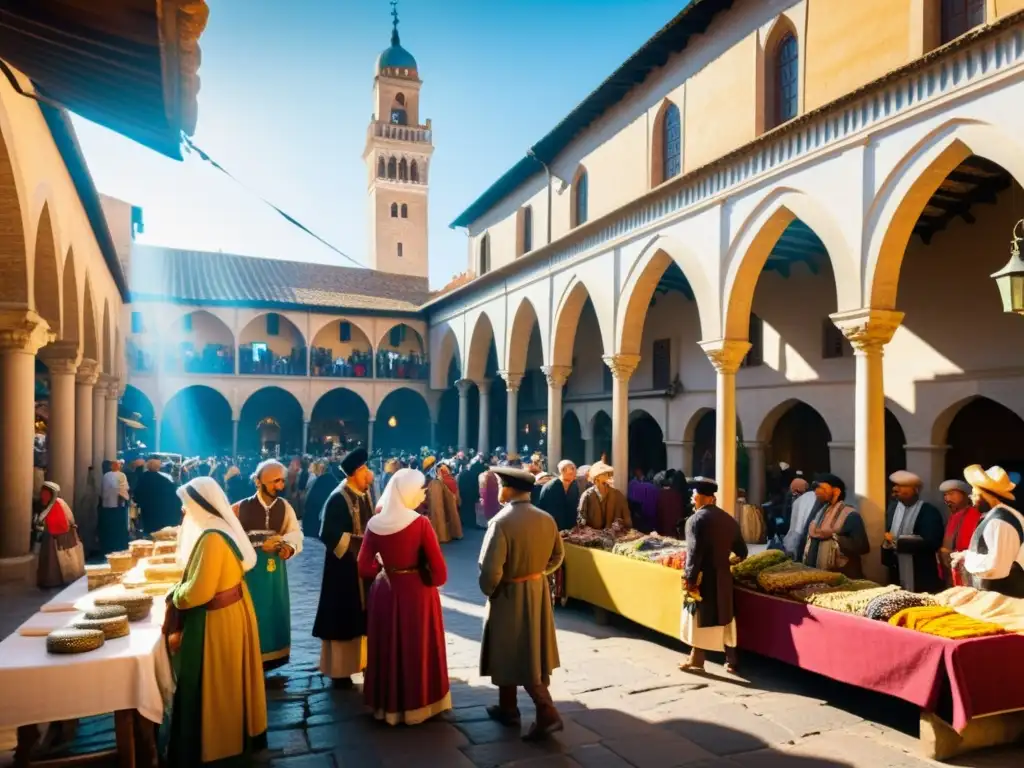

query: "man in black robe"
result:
(537, 460), (580, 531)
(303, 462), (341, 539)
(882, 470), (945, 593)
(457, 456), (484, 527)
(132, 458), (181, 534)
(680, 477), (747, 674)
(312, 448), (373, 688)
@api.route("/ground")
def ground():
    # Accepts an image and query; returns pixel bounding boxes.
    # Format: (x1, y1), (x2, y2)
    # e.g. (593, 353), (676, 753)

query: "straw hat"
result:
(964, 464), (1016, 502)
(589, 461), (613, 481)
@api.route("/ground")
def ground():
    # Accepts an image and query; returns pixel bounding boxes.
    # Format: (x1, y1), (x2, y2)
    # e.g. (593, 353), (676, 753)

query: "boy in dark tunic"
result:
(679, 477), (747, 674)
(312, 448), (374, 688)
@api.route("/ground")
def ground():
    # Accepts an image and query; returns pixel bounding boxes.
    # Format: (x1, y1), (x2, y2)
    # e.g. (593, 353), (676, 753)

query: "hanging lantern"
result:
(991, 219), (1024, 314)
(388, 416), (397, 428)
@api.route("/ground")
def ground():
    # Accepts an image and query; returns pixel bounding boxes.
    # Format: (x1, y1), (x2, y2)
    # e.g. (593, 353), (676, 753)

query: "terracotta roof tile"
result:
(128, 245), (430, 313)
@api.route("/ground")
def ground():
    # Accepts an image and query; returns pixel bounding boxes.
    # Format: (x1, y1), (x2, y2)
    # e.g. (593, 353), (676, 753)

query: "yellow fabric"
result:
(174, 532), (267, 763)
(563, 543), (681, 639)
(934, 587), (1024, 634)
(889, 605), (1007, 639)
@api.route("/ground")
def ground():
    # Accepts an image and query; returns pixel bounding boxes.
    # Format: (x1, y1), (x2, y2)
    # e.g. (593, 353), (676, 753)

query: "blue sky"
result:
(72, 0), (683, 288)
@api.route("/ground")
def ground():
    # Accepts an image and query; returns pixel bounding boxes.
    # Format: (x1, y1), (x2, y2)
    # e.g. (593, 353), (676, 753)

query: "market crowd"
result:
(25, 436), (1024, 766)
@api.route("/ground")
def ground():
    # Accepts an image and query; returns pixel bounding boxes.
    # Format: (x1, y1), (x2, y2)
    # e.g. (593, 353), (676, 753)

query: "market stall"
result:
(558, 530), (1024, 760)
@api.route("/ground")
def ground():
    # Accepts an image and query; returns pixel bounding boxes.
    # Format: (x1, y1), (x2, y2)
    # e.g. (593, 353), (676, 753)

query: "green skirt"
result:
(244, 551), (291, 669)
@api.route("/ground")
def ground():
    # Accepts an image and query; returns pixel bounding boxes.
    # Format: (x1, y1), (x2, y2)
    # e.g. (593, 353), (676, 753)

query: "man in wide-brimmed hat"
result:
(952, 465), (1024, 597)
(577, 461), (631, 530)
(313, 447), (374, 687)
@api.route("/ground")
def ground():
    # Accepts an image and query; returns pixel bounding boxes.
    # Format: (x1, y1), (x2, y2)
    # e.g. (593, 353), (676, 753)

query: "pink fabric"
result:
(482, 473), (500, 520)
(734, 588), (1024, 731)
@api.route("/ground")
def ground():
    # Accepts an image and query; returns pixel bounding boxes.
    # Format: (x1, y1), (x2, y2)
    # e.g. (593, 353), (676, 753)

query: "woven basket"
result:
(47, 628), (105, 654)
(84, 605), (128, 621)
(72, 615), (130, 640)
(95, 592), (154, 622)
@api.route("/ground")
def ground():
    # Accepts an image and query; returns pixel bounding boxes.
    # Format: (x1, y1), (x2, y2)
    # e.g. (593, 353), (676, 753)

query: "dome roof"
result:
(377, 41), (417, 72)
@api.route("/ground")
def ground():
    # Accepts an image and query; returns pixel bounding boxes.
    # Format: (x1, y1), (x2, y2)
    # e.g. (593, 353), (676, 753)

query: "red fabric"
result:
(357, 516), (450, 720)
(944, 507), (982, 586)
(44, 499), (71, 536)
(735, 588), (1024, 731)
(441, 473), (458, 499)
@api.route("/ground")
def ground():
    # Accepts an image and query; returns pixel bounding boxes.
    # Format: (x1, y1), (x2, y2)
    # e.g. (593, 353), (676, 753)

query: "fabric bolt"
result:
(805, 584), (901, 614)
(888, 605), (1006, 640)
(864, 590), (933, 621)
(934, 587), (1024, 633)
(788, 579), (880, 603)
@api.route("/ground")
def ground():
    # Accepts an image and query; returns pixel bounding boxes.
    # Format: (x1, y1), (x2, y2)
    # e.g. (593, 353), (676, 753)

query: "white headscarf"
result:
(176, 476), (258, 572)
(367, 468), (425, 536)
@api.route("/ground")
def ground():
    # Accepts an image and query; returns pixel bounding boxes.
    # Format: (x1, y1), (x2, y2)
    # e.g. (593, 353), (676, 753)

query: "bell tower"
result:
(364, 1), (432, 278)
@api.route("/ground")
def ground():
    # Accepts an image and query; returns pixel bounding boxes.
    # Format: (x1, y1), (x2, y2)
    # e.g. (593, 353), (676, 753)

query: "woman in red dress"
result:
(357, 468), (451, 725)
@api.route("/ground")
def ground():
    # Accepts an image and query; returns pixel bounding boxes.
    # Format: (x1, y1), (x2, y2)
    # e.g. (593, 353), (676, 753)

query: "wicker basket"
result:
(72, 615), (130, 640)
(95, 591), (154, 622)
(84, 605), (128, 621)
(47, 628), (105, 654)
(106, 551), (133, 573)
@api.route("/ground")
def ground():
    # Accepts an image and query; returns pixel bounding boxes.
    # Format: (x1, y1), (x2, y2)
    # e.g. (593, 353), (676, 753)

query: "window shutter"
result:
(390, 325), (403, 348)
(267, 313), (280, 336)
(340, 322), (351, 342)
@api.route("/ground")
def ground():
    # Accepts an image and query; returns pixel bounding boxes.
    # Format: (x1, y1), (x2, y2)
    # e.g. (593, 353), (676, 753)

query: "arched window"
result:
(390, 107), (408, 125)
(377, 157), (386, 178)
(395, 92), (406, 106)
(399, 158), (408, 181)
(773, 33), (799, 128)
(573, 169), (588, 227)
(390, 202), (398, 218)
(941, 0), (985, 44)
(662, 103), (681, 182)
(387, 157), (397, 179)
(521, 206), (533, 255)
(410, 161), (419, 182)
(397, 242), (404, 258)
(479, 234), (490, 275)
(400, 203), (408, 218)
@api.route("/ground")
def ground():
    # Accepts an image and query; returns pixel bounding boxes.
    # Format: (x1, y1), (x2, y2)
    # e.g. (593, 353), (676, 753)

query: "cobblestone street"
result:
(255, 530), (1021, 768)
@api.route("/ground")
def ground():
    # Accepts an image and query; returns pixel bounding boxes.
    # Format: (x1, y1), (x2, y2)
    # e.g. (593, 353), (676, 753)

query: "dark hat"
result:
(813, 473), (845, 493)
(340, 448), (368, 477)
(690, 476), (718, 496)
(492, 466), (536, 492)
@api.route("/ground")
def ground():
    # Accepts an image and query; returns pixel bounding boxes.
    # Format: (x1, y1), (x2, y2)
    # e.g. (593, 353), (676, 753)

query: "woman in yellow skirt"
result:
(168, 476), (267, 766)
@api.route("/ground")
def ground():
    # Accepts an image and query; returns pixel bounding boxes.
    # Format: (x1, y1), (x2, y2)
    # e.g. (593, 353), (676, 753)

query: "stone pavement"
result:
(2, 527), (1021, 767)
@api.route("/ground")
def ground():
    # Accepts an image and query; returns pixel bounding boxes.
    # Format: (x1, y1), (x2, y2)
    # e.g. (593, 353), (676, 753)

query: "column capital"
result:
(38, 341), (81, 374)
(0, 309), (54, 354)
(455, 378), (474, 396)
(100, 374), (120, 399)
(476, 378), (493, 392)
(699, 339), (751, 374)
(830, 308), (903, 353)
(602, 353), (640, 381)
(540, 365), (572, 389)
(76, 358), (101, 386)
(497, 369), (523, 392)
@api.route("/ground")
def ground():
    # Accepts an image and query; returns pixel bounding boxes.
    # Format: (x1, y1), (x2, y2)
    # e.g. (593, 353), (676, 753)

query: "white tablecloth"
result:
(0, 578), (174, 730)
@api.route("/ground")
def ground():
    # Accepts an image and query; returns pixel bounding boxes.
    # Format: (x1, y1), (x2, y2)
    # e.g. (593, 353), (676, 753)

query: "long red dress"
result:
(357, 514), (451, 725)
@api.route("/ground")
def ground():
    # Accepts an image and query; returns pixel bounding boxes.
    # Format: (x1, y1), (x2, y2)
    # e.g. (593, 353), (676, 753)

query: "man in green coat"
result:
(478, 467), (565, 741)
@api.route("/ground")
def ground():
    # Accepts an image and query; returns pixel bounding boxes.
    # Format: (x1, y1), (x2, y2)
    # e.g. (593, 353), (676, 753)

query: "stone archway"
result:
(161, 385), (233, 456)
(61, 248), (79, 347)
(885, 408), (907, 483)
(239, 386), (304, 455)
(238, 313), (308, 376)
(374, 388), (431, 456)
(562, 410), (584, 466)
(591, 411), (612, 466)
(310, 388), (370, 452)
(119, 384), (155, 451)
(759, 400), (832, 478)
(628, 410), (666, 476)
(165, 310), (235, 374)
(33, 202), (61, 339)
(376, 323), (427, 380)
(938, 397), (1024, 480)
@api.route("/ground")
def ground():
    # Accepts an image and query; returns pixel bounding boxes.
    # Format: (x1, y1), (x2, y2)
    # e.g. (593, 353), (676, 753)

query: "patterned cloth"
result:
(888, 605), (1007, 639)
(789, 579), (880, 603)
(863, 590), (933, 621)
(805, 584), (900, 614)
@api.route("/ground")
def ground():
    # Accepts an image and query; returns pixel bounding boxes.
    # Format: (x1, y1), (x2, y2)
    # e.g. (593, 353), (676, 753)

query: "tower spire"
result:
(390, 0), (400, 46)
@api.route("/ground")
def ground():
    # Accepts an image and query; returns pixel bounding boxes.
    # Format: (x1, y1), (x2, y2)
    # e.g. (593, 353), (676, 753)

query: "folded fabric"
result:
(864, 590), (934, 621)
(756, 562), (845, 593)
(934, 587), (1024, 634)
(731, 549), (789, 580)
(889, 605), (1006, 639)
(789, 579), (880, 603)
(806, 584), (900, 614)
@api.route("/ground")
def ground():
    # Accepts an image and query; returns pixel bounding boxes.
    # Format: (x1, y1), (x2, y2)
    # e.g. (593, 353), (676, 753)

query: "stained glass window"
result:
(775, 34), (799, 126)
(575, 170), (588, 227)
(662, 103), (681, 181)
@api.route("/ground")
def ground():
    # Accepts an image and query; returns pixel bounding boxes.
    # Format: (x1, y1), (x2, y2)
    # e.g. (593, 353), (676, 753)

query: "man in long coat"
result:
(312, 448), (374, 688)
(882, 470), (945, 593)
(680, 477), (747, 674)
(478, 467), (565, 741)
(537, 460), (580, 531)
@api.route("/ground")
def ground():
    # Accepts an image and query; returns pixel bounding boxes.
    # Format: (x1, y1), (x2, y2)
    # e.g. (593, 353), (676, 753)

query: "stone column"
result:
(831, 308), (903, 581)
(602, 355), (640, 490)
(302, 420), (310, 453)
(104, 380), (119, 460)
(477, 379), (492, 455)
(700, 339), (751, 516)
(367, 418), (376, 455)
(905, 444), (949, 512)
(93, 381), (107, 474)
(455, 379), (473, 452)
(0, 311), (54, 580)
(828, 442), (856, 491)
(231, 419), (239, 457)
(154, 417), (162, 452)
(744, 441), (767, 505)
(39, 343), (79, 504)
(498, 371), (523, 455)
(75, 359), (99, 492)
(542, 365), (571, 469)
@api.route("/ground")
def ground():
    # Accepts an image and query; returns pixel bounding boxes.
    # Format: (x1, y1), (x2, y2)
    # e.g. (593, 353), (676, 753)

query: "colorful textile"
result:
(730, 549), (789, 581)
(934, 587), (1024, 634)
(864, 590), (933, 621)
(805, 584), (900, 614)
(756, 562), (845, 594)
(888, 605), (1006, 639)
(245, 550), (291, 668)
(788, 579), (879, 603)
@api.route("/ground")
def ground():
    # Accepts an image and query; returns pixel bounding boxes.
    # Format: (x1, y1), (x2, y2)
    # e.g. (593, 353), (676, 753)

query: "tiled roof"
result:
(129, 245), (430, 313)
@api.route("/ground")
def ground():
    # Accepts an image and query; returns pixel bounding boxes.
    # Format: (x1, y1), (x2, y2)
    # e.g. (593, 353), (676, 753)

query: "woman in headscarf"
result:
(33, 481), (83, 588)
(167, 476), (267, 767)
(357, 468), (451, 726)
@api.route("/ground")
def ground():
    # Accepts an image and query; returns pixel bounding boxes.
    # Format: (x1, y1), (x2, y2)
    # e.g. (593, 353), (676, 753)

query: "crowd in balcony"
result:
(376, 349), (428, 380)
(311, 347), (373, 378)
(239, 343), (308, 376)
(164, 342), (235, 374)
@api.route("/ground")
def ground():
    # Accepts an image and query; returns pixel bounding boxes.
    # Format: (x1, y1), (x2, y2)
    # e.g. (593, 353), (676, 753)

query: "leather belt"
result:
(386, 567), (419, 575)
(207, 583), (244, 611)
(502, 572), (544, 584)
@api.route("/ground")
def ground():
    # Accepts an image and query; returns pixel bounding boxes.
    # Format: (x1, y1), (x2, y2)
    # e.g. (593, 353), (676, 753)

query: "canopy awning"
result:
(0, 0), (210, 160)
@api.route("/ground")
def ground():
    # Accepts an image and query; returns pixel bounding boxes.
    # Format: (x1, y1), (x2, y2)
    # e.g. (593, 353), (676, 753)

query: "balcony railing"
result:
(370, 121), (431, 143)
(239, 345), (308, 376)
(311, 349), (372, 379)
